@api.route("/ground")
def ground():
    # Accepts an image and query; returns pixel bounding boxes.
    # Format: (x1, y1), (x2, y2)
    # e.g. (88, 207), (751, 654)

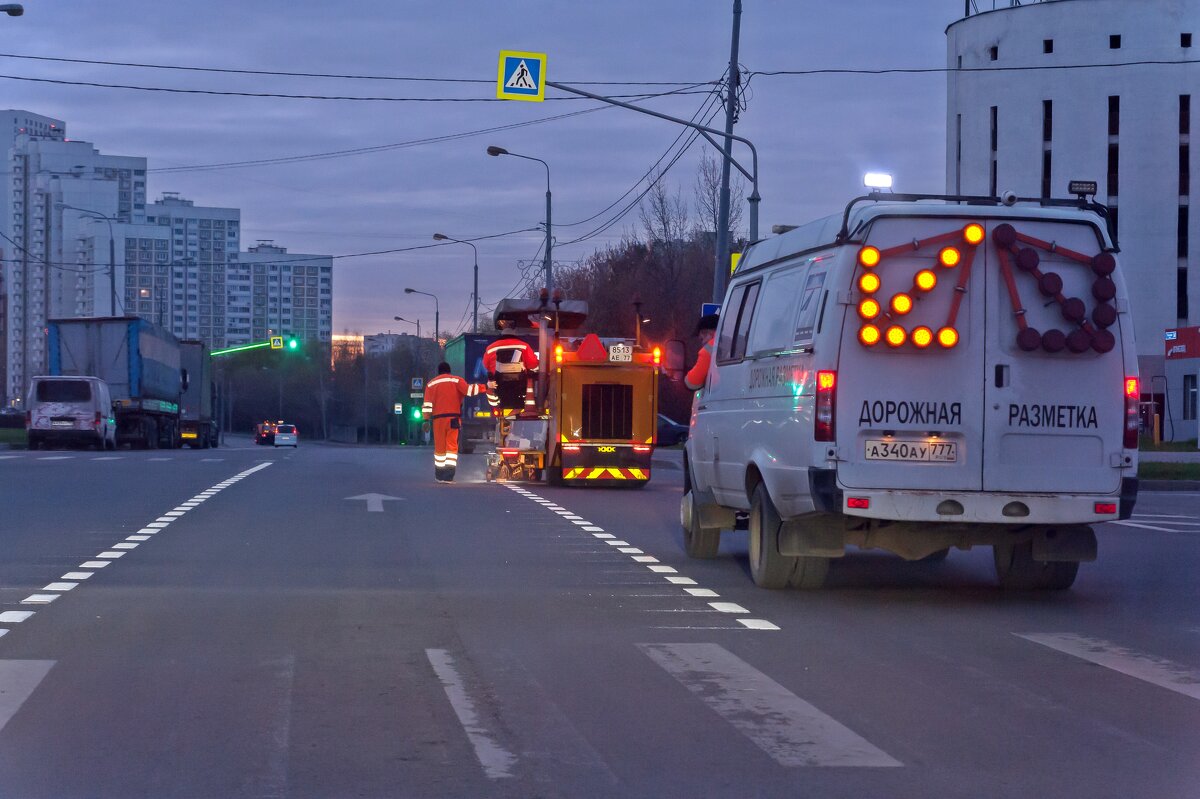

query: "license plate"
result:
(864, 439), (958, 463)
(608, 344), (632, 362)
(50, 420), (74, 428)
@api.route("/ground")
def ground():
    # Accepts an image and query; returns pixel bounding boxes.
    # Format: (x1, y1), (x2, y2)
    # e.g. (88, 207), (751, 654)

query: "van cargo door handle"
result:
(994, 364), (1010, 388)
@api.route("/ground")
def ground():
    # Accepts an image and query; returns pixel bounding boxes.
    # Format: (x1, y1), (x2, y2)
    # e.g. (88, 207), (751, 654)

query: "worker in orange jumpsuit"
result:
(684, 313), (720, 391)
(421, 362), (486, 482)
(482, 334), (539, 415)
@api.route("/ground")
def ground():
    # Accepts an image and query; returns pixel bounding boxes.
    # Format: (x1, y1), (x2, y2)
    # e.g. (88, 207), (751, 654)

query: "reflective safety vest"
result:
(483, 338), (539, 375)
(684, 334), (715, 391)
(422, 375), (485, 419)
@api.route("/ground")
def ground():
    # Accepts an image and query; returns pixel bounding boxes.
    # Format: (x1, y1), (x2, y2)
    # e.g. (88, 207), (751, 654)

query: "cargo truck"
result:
(443, 332), (538, 453)
(45, 316), (185, 449)
(179, 340), (218, 448)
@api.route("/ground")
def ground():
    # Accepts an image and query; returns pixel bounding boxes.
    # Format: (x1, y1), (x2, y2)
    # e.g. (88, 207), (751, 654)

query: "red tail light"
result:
(1094, 502), (1117, 514)
(847, 497), (870, 509)
(815, 370), (836, 442)
(94, 411), (102, 427)
(633, 445), (651, 452)
(562, 445), (580, 453)
(1124, 376), (1139, 449)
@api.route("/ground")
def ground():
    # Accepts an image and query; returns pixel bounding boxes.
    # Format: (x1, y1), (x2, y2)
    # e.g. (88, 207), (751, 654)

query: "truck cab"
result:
(683, 192), (1137, 590)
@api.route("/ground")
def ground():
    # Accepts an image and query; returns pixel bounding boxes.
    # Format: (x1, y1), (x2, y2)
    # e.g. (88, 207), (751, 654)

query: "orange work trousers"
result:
(432, 415), (460, 480)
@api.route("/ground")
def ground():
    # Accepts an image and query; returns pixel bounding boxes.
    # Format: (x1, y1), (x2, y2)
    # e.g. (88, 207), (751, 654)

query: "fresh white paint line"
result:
(648, 565), (678, 574)
(21, 595), (58, 605)
(582, 526), (606, 532)
(137, 528), (159, 535)
(425, 649), (518, 780)
(92, 456), (121, 461)
(154, 517), (175, 523)
(200, 458), (224, 462)
(37, 456), (72, 461)
(554, 510), (573, 516)
(147, 457), (172, 462)
(96, 552), (125, 559)
(561, 514), (582, 519)
(1134, 514), (1198, 518)
(633, 556), (659, 563)
(593, 533), (615, 540)
(1110, 521), (1188, 533)
(163, 511), (186, 517)
(664, 576), (698, 585)
(146, 523), (169, 529)
(618, 548), (644, 554)
(738, 619), (781, 631)
(546, 506), (566, 511)
(1016, 633), (1200, 702)
(0, 661), (55, 735)
(0, 611), (34, 623)
(79, 561), (109, 569)
(0, 455), (20, 460)
(42, 583), (77, 592)
(61, 572), (92, 580)
(571, 520), (593, 526)
(709, 602), (750, 614)
(606, 540), (631, 547)
(640, 644), (900, 767)
(126, 535), (151, 541)
(685, 588), (720, 598)
(112, 543), (138, 550)
(0, 630), (6, 638)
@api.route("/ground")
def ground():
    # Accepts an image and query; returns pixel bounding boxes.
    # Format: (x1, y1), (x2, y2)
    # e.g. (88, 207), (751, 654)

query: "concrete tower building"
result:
(945, 0), (1197, 391)
(235, 242), (333, 346)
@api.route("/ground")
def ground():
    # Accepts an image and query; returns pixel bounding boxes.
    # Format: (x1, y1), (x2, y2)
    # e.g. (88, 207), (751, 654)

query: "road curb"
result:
(1139, 479), (1200, 492)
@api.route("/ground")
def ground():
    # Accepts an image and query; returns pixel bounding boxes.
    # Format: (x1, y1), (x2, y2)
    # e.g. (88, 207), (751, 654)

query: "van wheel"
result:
(788, 554), (830, 589)
(681, 490), (721, 559)
(993, 541), (1080, 590)
(748, 484), (798, 589)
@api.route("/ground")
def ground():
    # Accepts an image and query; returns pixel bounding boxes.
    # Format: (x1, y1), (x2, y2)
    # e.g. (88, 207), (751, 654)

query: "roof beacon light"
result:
(937, 327), (959, 348)
(859, 325), (882, 347)
(554, 343), (564, 365)
(915, 270), (937, 291)
(912, 326), (934, 348)
(864, 172), (893, 190)
(885, 325), (907, 347)
(652, 346), (662, 365)
(939, 247), (962, 268)
(890, 293), (913, 315)
(963, 223), (985, 245)
(858, 246), (881, 268)
(858, 298), (881, 320)
(859, 272), (881, 293)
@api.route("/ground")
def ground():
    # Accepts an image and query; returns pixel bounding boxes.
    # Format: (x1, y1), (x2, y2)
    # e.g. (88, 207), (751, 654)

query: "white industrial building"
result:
(945, 0), (1197, 416)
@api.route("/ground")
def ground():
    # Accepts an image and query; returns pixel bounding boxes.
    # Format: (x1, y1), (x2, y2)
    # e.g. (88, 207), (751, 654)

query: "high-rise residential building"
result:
(945, 0), (1197, 391)
(234, 241), (333, 345)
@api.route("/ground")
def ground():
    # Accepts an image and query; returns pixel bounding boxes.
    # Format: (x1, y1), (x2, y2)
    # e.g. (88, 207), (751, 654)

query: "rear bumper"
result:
(29, 428), (103, 444)
(838, 485), (1130, 524)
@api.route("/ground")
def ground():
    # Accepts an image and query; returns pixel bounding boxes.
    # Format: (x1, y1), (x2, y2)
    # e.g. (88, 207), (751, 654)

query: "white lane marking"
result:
(640, 644), (900, 767)
(632, 556), (659, 563)
(1110, 521), (1191, 533)
(147, 457), (172, 461)
(648, 565), (678, 574)
(606, 540), (631, 547)
(554, 510), (574, 516)
(582, 526), (605, 532)
(137, 528), (159, 534)
(1134, 514), (1199, 519)
(664, 576), (698, 585)
(618, 548), (644, 554)
(571, 520), (593, 526)
(37, 456), (73, 461)
(92, 456), (121, 461)
(0, 455), (20, 460)
(425, 649), (518, 780)
(42, 583), (77, 592)
(112, 543), (138, 550)
(685, 588), (720, 598)
(163, 511), (186, 518)
(146, 523), (169, 529)
(593, 533), (615, 540)
(21, 594), (58, 605)
(61, 572), (92, 580)
(79, 561), (110, 569)
(1016, 633), (1200, 702)
(200, 458), (224, 462)
(0, 611), (34, 623)
(0, 630), (5, 638)
(155, 516), (176, 523)
(126, 535), (151, 541)
(96, 551), (125, 559)
(738, 619), (782, 631)
(710, 602), (749, 614)
(0, 661), (55, 735)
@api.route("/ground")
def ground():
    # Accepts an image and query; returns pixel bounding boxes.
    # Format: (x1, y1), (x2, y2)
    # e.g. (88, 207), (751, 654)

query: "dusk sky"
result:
(3, 1), (966, 337)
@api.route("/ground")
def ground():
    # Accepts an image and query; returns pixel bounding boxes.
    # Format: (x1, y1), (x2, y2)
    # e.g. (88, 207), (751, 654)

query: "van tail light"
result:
(25, 411), (31, 428)
(1094, 502), (1117, 514)
(847, 497), (870, 510)
(1123, 376), (1139, 449)
(94, 411), (102, 427)
(815, 370), (836, 442)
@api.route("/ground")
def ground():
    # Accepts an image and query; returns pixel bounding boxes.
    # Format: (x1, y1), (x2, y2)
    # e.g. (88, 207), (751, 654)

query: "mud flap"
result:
(778, 513), (846, 558)
(1031, 525), (1097, 563)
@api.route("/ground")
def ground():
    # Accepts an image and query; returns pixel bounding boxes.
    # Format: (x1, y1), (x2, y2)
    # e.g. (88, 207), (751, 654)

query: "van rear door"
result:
(981, 218), (1126, 494)
(835, 217), (987, 491)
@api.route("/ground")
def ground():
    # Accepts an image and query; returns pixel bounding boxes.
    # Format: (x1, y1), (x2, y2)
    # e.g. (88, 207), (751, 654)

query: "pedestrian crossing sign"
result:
(497, 50), (546, 102)
(269, 336), (283, 350)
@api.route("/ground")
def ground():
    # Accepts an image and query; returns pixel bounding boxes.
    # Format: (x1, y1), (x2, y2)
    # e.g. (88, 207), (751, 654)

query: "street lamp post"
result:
(486, 146), (552, 293)
(55, 202), (117, 316)
(393, 315), (420, 340)
(432, 233), (479, 333)
(404, 288), (440, 352)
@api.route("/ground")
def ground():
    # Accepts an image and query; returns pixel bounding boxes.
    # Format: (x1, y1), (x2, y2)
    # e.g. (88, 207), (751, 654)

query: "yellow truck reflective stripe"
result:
(628, 469), (647, 480)
(587, 467), (607, 479)
(608, 468), (626, 480)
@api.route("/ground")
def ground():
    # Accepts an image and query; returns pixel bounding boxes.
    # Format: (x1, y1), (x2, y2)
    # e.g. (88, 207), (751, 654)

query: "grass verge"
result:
(1138, 462), (1200, 481)
(0, 428), (27, 448)
(1138, 436), (1199, 452)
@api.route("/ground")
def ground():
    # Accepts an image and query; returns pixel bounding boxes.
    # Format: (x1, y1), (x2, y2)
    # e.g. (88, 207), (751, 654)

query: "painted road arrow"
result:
(345, 494), (405, 512)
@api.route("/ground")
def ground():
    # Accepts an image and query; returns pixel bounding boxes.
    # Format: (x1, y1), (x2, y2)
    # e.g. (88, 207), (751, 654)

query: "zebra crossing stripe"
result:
(1016, 633), (1200, 701)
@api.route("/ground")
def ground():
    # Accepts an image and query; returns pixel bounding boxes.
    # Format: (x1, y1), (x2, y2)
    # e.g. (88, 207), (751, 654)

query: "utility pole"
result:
(713, 0), (743, 304)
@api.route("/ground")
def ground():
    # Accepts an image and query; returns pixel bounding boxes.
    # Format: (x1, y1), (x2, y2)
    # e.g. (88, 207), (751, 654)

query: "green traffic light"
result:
(411, 407), (422, 421)
(286, 338), (299, 351)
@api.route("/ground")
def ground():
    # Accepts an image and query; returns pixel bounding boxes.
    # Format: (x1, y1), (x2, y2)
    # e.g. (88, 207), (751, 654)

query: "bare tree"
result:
(639, 175), (690, 245)
(693, 150), (744, 238)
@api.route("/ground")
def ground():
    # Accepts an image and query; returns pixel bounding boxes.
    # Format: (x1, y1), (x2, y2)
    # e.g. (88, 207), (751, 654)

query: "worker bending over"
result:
(421, 362), (486, 482)
(483, 333), (539, 416)
(685, 313), (720, 391)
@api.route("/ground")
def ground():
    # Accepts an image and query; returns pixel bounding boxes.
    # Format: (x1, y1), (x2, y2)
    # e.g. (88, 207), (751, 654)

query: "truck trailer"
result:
(46, 316), (185, 449)
(179, 340), (218, 448)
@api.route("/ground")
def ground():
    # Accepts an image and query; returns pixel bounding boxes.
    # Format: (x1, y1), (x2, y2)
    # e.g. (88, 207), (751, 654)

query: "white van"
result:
(26, 376), (117, 451)
(682, 193), (1138, 590)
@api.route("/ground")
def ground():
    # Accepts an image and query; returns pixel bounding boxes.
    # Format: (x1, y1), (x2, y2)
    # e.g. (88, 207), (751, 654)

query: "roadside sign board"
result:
(410, 391), (424, 399)
(730, 252), (742, 274)
(411, 377), (424, 391)
(497, 51), (546, 102)
(269, 336), (283, 350)
(701, 303), (721, 317)
(393, 403), (403, 415)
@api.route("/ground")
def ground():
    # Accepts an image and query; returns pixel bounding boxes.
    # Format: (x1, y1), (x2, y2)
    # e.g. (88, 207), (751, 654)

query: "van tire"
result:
(749, 484), (799, 589)
(681, 490), (721, 559)
(994, 541), (1080, 590)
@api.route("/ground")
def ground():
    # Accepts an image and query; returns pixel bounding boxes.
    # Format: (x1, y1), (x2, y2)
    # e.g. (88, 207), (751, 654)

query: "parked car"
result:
(657, 413), (690, 446)
(26, 376), (117, 450)
(273, 424), (298, 447)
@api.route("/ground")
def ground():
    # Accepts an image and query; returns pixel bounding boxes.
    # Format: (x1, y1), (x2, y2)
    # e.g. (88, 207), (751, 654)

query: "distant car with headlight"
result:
(272, 423), (298, 447)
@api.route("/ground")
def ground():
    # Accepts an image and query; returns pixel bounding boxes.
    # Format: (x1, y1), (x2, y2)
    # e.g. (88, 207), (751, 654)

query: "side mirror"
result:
(663, 339), (687, 380)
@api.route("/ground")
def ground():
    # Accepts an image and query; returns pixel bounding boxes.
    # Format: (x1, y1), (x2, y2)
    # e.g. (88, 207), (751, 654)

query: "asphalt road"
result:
(0, 438), (1196, 798)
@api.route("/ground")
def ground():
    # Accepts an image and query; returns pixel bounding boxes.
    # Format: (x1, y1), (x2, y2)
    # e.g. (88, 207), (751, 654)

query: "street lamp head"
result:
(486, 146), (508, 157)
(404, 288), (415, 294)
(432, 233), (448, 241)
(1, 5), (24, 16)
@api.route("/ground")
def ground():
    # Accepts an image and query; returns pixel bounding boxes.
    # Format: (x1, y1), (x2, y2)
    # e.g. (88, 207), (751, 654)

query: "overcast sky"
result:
(3, 0), (967, 336)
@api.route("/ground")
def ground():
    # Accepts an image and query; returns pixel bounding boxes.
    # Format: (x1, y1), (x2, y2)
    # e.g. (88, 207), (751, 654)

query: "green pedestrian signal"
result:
(411, 406), (422, 421)
(286, 337), (300, 351)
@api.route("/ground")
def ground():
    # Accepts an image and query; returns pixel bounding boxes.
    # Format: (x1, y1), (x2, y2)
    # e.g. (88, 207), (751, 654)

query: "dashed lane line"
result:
(0, 461), (274, 645)
(505, 485), (779, 631)
(1016, 633), (1200, 702)
(426, 649), (518, 780)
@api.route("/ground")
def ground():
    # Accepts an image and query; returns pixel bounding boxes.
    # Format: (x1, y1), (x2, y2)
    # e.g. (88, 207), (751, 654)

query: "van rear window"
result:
(35, 380), (91, 403)
(276, 425), (296, 433)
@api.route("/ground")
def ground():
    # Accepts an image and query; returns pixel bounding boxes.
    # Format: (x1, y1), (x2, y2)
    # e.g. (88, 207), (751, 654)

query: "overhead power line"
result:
(748, 57), (1200, 80)
(0, 52), (711, 87)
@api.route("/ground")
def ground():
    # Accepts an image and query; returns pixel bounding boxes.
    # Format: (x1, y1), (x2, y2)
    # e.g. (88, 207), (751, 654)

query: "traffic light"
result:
(286, 337), (299, 351)
(410, 406), (422, 421)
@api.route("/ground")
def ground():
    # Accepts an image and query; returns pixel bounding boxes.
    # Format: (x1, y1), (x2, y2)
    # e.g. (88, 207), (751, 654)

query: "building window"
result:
(1108, 96), (1120, 136)
(1109, 35), (1121, 49)
(988, 45), (998, 61)
(1182, 145), (1191, 197)
(1042, 151), (1053, 199)
(1042, 100), (1053, 143)
(989, 106), (998, 151)
(957, 54), (962, 69)
(1179, 267), (1189, 320)
(1183, 33), (1193, 48)
(1182, 206), (1191, 259)
(1182, 95), (1191, 136)
(1107, 143), (1119, 197)
(1184, 374), (1198, 421)
(1043, 39), (1054, 54)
